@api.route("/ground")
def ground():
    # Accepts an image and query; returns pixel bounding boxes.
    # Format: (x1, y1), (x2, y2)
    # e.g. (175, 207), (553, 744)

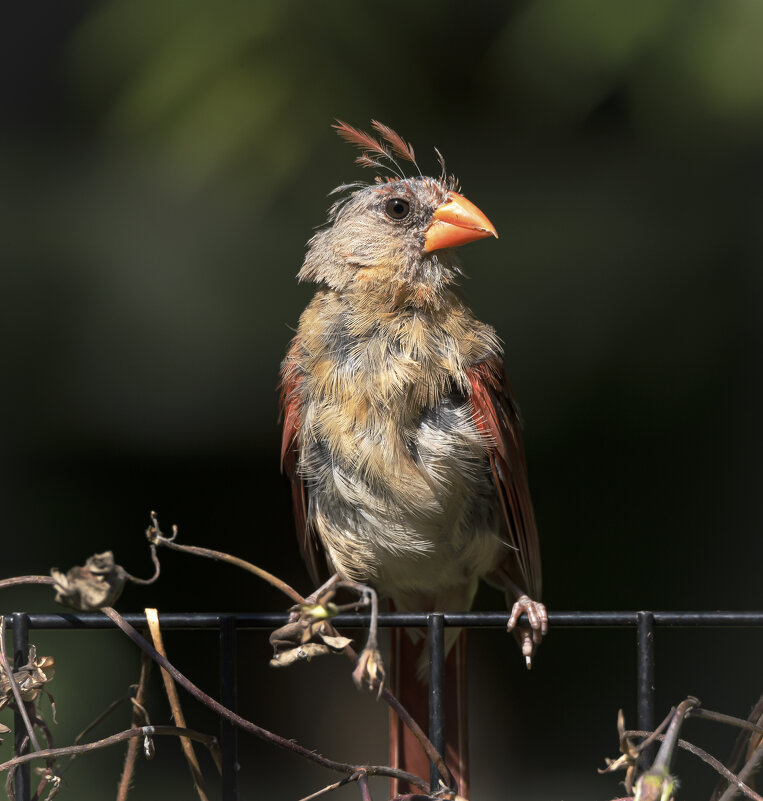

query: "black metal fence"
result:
(6, 610), (763, 800)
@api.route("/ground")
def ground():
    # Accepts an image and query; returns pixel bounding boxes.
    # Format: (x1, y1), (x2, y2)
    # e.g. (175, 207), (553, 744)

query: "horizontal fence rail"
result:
(5, 610), (763, 801)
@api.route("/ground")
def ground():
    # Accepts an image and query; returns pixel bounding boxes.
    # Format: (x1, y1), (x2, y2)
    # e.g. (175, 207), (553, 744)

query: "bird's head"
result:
(299, 121), (497, 306)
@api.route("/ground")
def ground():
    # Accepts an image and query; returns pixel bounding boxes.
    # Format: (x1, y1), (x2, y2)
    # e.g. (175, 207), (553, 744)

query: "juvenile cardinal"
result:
(280, 121), (546, 797)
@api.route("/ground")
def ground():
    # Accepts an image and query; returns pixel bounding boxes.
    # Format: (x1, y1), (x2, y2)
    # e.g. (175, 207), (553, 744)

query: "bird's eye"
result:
(384, 198), (410, 220)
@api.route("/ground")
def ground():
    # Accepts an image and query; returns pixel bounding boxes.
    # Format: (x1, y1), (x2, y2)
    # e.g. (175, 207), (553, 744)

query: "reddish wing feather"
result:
(278, 360), (328, 587)
(467, 360), (542, 601)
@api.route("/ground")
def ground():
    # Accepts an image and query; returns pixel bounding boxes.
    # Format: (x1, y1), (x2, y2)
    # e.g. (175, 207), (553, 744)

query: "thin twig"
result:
(298, 775), (353, 801)
(694, 708), (763, 737)
(624, 730), (763, 801)
(297, 769), (376, 801)
(357, 771), (373, 801)
(635, 707), (675, 755)
(146, 607), (215, 800)
(0, 577), (56, 590)
(122, 544), (162, 586)
(0, 726), (220, 772)
(148, 521), (304, 605)
(57, 694), (135, 780)
(5, 756), (18, 801)
(650, 697), (699, 775)
(74, 698), (129, 751)
(100, 606), (429, 792)
(712, 696), (763, 801)
(379, 685), (452, 787)
(302, 574), (342, 604)
(718, 740), (763, 801)
(32, 766), (60, 800)
(116, 646), (153, 801)
(0, 617), (42, 752)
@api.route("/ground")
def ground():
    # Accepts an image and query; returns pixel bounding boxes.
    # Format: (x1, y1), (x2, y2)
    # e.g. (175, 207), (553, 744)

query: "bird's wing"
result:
(467, 358), (542, 601)
(279, 363), (328, 587)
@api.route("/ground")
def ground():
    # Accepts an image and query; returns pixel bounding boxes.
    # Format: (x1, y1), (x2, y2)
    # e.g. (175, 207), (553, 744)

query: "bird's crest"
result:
(332, 119), (458, 190)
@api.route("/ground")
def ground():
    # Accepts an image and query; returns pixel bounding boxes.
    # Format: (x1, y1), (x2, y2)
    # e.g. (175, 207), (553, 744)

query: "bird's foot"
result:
(507, 595), (548, 669)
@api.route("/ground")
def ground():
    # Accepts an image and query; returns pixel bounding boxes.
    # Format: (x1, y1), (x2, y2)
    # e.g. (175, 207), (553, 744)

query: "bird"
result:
(279, 121), (546, 798)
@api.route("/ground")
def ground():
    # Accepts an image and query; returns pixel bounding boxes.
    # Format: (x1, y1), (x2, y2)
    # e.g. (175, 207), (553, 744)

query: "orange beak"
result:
(423, 191), (498, 253)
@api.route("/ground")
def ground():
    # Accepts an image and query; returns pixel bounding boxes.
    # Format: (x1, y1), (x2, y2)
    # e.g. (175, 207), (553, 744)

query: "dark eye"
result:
(384, 198), (410, 220)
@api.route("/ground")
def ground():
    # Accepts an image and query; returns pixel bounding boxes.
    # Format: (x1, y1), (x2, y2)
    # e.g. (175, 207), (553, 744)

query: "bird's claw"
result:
(506, 595), (548, 669)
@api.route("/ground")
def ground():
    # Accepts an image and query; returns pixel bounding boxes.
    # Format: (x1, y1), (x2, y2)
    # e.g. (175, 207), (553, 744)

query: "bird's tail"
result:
(389, 626), (469, 798)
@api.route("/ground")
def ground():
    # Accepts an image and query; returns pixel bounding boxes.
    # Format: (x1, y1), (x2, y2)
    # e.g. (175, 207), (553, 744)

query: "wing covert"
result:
(467, 359), (542, 601)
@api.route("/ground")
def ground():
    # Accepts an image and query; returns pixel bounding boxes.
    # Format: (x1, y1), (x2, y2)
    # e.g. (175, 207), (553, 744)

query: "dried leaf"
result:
(269, 642), (331, 667)
(599, 709), (643, 793)
(352, 647), (385, 694)
(319, 634), (353, 650)
(0, 645), (55, 710)
(269, 602), (353, 668)
(33, 768), (62, 800)
(51, 551), (127, 611)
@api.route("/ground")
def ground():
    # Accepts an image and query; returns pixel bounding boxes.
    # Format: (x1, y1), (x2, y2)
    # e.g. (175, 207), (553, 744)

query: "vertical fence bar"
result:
(12, 612), (31, 801)
(427, 612), (446, 791)
(637, 611), (655, 767)
(220, 615), (238, 801)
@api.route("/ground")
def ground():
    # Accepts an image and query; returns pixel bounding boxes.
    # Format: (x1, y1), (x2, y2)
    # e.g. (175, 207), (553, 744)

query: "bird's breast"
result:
(291, 289), (504, 591)
(298, 367), (502, 593)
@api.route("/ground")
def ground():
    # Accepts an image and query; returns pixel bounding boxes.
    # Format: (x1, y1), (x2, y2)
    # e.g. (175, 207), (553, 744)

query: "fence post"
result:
(637, 611), (655, 767)
(220, 615), (238, 800)
(427, 612), (446, 791)
(12, 612), (31, 801)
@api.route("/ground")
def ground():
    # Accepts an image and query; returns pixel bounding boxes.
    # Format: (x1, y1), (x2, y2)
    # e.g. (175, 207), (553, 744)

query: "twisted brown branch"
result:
(0, 577), (56, 590)
(147, 517), (304, 605)
(100, 606), (429, 792)
(624, 730), (763, 801)
(116, 647), (152, 801)
(0, 726), (220, 772)
(148, 518), (453, 786)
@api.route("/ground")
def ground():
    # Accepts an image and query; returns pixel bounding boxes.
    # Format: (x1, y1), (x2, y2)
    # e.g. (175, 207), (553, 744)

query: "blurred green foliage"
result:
(1, 2), (762, 799)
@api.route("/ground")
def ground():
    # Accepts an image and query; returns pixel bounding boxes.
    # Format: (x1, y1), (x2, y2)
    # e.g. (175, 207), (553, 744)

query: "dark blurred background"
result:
(1, 1), (762, 799)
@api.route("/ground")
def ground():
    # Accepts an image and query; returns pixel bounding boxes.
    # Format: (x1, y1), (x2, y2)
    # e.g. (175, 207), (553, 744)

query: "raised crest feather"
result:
(333, 120), (391, 161)
(333, 119), (424, 180)
(332, 119), (459, 191)
(355, 154), (387, 171)
(370, 120), (417, 166)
